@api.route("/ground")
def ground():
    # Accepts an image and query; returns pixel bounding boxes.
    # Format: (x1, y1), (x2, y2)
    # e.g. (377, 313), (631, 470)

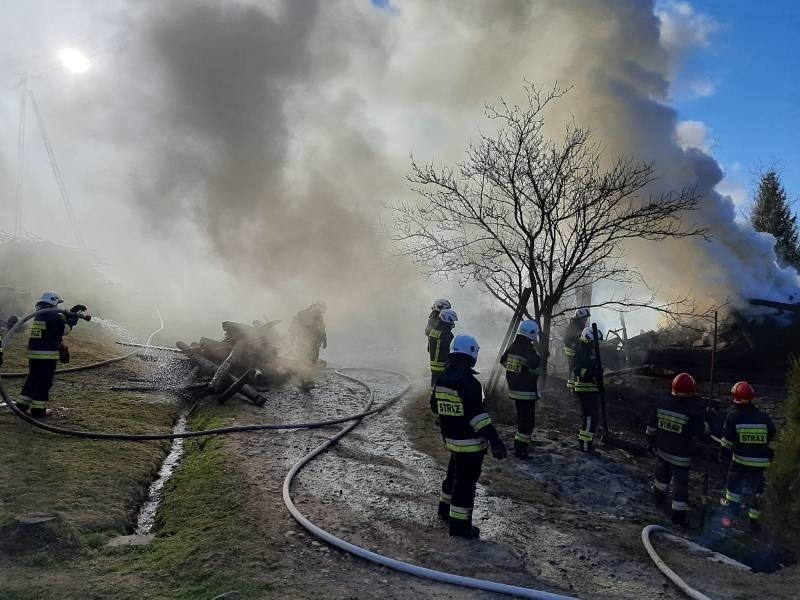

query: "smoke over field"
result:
(0, 0), (796, 350)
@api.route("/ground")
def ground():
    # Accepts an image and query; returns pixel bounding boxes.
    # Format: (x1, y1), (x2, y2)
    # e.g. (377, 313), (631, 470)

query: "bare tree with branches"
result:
(392, 84), (708, 373)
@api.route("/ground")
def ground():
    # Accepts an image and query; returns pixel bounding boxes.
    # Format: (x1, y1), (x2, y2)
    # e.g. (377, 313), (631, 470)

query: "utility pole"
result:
(14, 73), (28, 239)
(27, 89), (85, 248)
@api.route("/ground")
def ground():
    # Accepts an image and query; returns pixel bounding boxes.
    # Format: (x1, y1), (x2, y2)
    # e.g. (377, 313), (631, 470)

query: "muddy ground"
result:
(2, 331), (798, 599)
(229, 367), (799, 599)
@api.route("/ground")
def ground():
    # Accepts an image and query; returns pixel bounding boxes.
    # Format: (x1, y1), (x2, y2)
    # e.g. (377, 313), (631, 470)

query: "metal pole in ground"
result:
(701, 310), (719, 527)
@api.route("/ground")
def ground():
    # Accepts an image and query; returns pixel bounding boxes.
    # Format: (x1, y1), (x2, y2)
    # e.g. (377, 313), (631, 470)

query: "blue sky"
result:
(668, 0), (800, 207)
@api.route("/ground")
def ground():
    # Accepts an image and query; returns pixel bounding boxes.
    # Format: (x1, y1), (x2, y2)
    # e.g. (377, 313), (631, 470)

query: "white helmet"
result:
(431, 298), (451, 311)
(517, 319), (540, 340)
(438, 309), (458, 324)
(581, 326), (603, 343)
(451, 334), (480, 360)
(38, 291), (63, 307)
(574, 308), (590, 319)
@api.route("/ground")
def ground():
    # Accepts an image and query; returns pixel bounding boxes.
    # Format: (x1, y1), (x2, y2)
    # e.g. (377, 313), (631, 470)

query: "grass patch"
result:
(0, 404), (274, 599)
(0, 388), (174, 531)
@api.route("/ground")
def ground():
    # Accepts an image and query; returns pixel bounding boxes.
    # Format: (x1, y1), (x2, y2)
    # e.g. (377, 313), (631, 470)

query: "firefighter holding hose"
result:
(16, 291), (87, 419)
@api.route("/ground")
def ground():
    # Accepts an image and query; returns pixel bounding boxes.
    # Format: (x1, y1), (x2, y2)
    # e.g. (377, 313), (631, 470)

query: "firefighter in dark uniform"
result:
(289, 301), (327, 367)
(426, 298), (451, 337)
(17, 291), (84, 419)
(431, 334), (507, 538)
(428, 308), (457, 387)
(645, 373), (708, 525)
(0, 315), (20, 368)
(500, 319), (541, 460)
(563, 308), (589, 391)
(719, 381), (776, 530)
(573, 326), (603, 452)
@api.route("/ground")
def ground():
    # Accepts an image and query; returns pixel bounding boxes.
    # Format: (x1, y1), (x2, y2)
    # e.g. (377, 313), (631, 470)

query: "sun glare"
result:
(58, 48), (90, 74)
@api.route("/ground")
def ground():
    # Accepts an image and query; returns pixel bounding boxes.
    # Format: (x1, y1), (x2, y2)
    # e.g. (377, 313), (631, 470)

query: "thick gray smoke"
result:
(1, 0), (795, 357)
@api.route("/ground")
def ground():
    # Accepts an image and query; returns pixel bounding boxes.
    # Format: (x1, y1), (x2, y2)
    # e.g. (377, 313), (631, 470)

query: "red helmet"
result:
(731, 381), (755, 404)
(671, 373), (697, 397)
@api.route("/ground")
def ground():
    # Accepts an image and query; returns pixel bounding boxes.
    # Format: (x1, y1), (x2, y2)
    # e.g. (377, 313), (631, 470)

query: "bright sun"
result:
(58, 48), (90, 74)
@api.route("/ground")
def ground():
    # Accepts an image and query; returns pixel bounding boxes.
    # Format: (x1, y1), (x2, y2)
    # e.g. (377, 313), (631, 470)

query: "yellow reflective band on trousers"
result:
(748, 508), (761, 520)
(725, 490), (742, 503)
(656, 449), (691, 467)
(578, 429), (593, 442)
(26, 350), (60, 360)
(445, 437), (488, 453)
(733, 454), (770, 467)
(449, 505), (471, 520)
(564, 348), (576, 357)
(508, 390), (538, 401)
(514, 432), (531, 443)
(573, 382), (598, 392)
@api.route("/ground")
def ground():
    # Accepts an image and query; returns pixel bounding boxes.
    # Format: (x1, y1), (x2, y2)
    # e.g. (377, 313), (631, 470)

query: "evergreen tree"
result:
(751, 171), (800, 270)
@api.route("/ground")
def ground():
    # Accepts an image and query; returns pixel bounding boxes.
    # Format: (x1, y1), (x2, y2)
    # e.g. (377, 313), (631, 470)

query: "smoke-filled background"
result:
(0, 0), (796, 364)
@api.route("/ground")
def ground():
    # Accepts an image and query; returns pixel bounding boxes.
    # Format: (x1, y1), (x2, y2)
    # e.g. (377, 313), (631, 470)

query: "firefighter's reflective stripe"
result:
(578, 429), (594, 442)
(573, 382), (599, 392)
(748, 508), (761, 520)
(514, 432), (531, 443)
(508, 390), (539, 401)
(26, 349), (60, 360)
(719, 437), (734, 449)
(445, 437), (488, 453)
(563, 347), (576, 357)
(502, 353), (526, 373)
(725, 490), (743, 503)
(430, 361), (446, 373)
(566, 379), (575, 390)
(440, 492), (452, 504)
(435, 387), (464, 416)
(468, 412), (492, 432)
(735, 423), (769, 444)
(656, 449), (691, 467)
(654, 480), (669, 492)
(671, 500), (689, 512)
(733, 454), (771, 467)
(428, 329), (442, 340)
(30, 400), (47, 409)
(449, 505), (472, 520)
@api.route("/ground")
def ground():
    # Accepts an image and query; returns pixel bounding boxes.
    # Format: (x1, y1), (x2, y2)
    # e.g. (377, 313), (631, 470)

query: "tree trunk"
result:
(539, 308), (553, 389)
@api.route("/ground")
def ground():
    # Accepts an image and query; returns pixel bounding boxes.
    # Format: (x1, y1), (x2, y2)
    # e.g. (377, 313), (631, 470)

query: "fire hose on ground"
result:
(0, 308), (734, 599)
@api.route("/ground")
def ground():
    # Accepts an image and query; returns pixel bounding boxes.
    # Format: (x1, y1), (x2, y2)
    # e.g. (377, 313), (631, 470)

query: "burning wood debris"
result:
(171, 318), (321, 407)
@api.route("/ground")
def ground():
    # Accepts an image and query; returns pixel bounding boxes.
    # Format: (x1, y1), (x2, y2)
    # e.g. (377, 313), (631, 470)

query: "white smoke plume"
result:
(0, 0), (795, 357)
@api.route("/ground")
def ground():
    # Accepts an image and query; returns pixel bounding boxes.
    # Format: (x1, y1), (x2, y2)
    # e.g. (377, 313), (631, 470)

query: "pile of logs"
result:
(176, 320), (298, 407)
